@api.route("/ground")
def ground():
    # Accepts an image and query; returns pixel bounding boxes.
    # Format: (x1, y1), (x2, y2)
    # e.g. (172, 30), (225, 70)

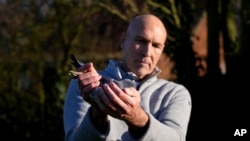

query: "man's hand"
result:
(77, 62), (102, 103)
(77, 62), (109, 133)
(90, 82), (149, 128)
(76, 62), (148, 135)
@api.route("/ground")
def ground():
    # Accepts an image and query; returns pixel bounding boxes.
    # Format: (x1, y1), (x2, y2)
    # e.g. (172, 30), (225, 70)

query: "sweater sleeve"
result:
(129, 84), (192, 141)
(63, 79), (110, 141)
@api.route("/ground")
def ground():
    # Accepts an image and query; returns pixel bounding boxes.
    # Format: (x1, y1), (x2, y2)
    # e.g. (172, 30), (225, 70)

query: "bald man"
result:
(63, 14), (192, 141)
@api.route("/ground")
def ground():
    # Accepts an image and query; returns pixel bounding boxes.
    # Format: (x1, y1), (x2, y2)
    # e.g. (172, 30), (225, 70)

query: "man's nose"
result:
(141, 43), (152, 56)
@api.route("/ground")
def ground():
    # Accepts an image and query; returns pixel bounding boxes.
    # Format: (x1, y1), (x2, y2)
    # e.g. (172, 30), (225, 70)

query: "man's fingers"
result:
(123, 87), (136, 97)
(88, 62), (98, 72)
(77, 62), (93, 72)
(103, 83), (132, 108)
(109, 82), (136, 106)
(78, 72), (101, 85)
(98, 87), (120, 112)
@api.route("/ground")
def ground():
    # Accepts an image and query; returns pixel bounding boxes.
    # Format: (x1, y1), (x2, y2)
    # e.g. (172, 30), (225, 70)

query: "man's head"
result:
(190, 12), (208, 78)
(120, 14), (167, 80)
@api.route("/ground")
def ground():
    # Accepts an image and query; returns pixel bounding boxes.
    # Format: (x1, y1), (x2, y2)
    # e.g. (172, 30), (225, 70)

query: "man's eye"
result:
(137, 39), (146, 43)
(153, 44), (162, 49)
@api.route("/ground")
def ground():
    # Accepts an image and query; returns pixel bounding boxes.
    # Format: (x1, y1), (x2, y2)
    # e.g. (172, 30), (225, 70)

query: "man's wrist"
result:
(90, 107), (108, 134)
(128, 113), (149, 139)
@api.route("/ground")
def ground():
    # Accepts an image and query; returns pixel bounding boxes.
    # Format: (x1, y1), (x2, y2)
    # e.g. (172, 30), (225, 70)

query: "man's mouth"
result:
(138, 60), (149, 65)
(138, 58), (151, 64)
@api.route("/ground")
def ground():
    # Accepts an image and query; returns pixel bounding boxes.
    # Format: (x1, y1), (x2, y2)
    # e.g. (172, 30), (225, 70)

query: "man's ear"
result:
(120, 32), (125, 49)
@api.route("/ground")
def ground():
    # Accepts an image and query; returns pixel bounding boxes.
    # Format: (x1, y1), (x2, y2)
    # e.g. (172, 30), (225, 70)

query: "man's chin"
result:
(136, 62), (150, 70)
(134, 69), (151, 79)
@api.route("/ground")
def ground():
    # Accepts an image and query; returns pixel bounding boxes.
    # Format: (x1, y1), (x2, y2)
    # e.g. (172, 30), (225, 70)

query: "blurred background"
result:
(0, 0), (249, 140)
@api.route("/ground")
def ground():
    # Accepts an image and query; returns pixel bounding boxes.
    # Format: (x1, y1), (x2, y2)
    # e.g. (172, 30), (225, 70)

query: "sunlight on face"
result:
(121, 15), (167, 80)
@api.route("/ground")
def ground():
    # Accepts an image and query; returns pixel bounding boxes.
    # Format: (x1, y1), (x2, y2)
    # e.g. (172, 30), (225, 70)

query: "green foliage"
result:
(226, 0), (240, 54)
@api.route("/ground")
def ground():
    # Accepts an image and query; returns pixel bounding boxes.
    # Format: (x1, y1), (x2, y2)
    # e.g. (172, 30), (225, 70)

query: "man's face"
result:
(121, 24), (166, 79)
(193, 52), (207, 77)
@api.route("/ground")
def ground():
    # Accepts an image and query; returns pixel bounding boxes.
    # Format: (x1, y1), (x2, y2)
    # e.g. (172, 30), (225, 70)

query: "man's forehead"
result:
(128, 15), (166, 32)
(133, 33), (165, 47)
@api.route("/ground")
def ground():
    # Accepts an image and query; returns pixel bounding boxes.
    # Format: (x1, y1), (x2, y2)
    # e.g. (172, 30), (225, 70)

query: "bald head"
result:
(120, 14), (167, 79)
(126, 14), (167, 42)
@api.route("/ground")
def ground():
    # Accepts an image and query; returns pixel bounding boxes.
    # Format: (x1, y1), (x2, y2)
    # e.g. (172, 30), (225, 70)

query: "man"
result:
(63, 14), (192, 141)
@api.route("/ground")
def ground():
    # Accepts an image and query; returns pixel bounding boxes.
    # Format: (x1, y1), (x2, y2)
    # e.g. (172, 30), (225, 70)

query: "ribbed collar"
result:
(103, 59), (161, 82)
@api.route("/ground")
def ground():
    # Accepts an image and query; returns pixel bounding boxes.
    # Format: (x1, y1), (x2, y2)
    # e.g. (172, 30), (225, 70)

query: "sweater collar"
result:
(104, 59), (161, 81)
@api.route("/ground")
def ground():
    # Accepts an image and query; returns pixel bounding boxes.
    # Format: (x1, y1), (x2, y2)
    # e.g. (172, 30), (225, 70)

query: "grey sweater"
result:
(63, 60), (192, 141)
